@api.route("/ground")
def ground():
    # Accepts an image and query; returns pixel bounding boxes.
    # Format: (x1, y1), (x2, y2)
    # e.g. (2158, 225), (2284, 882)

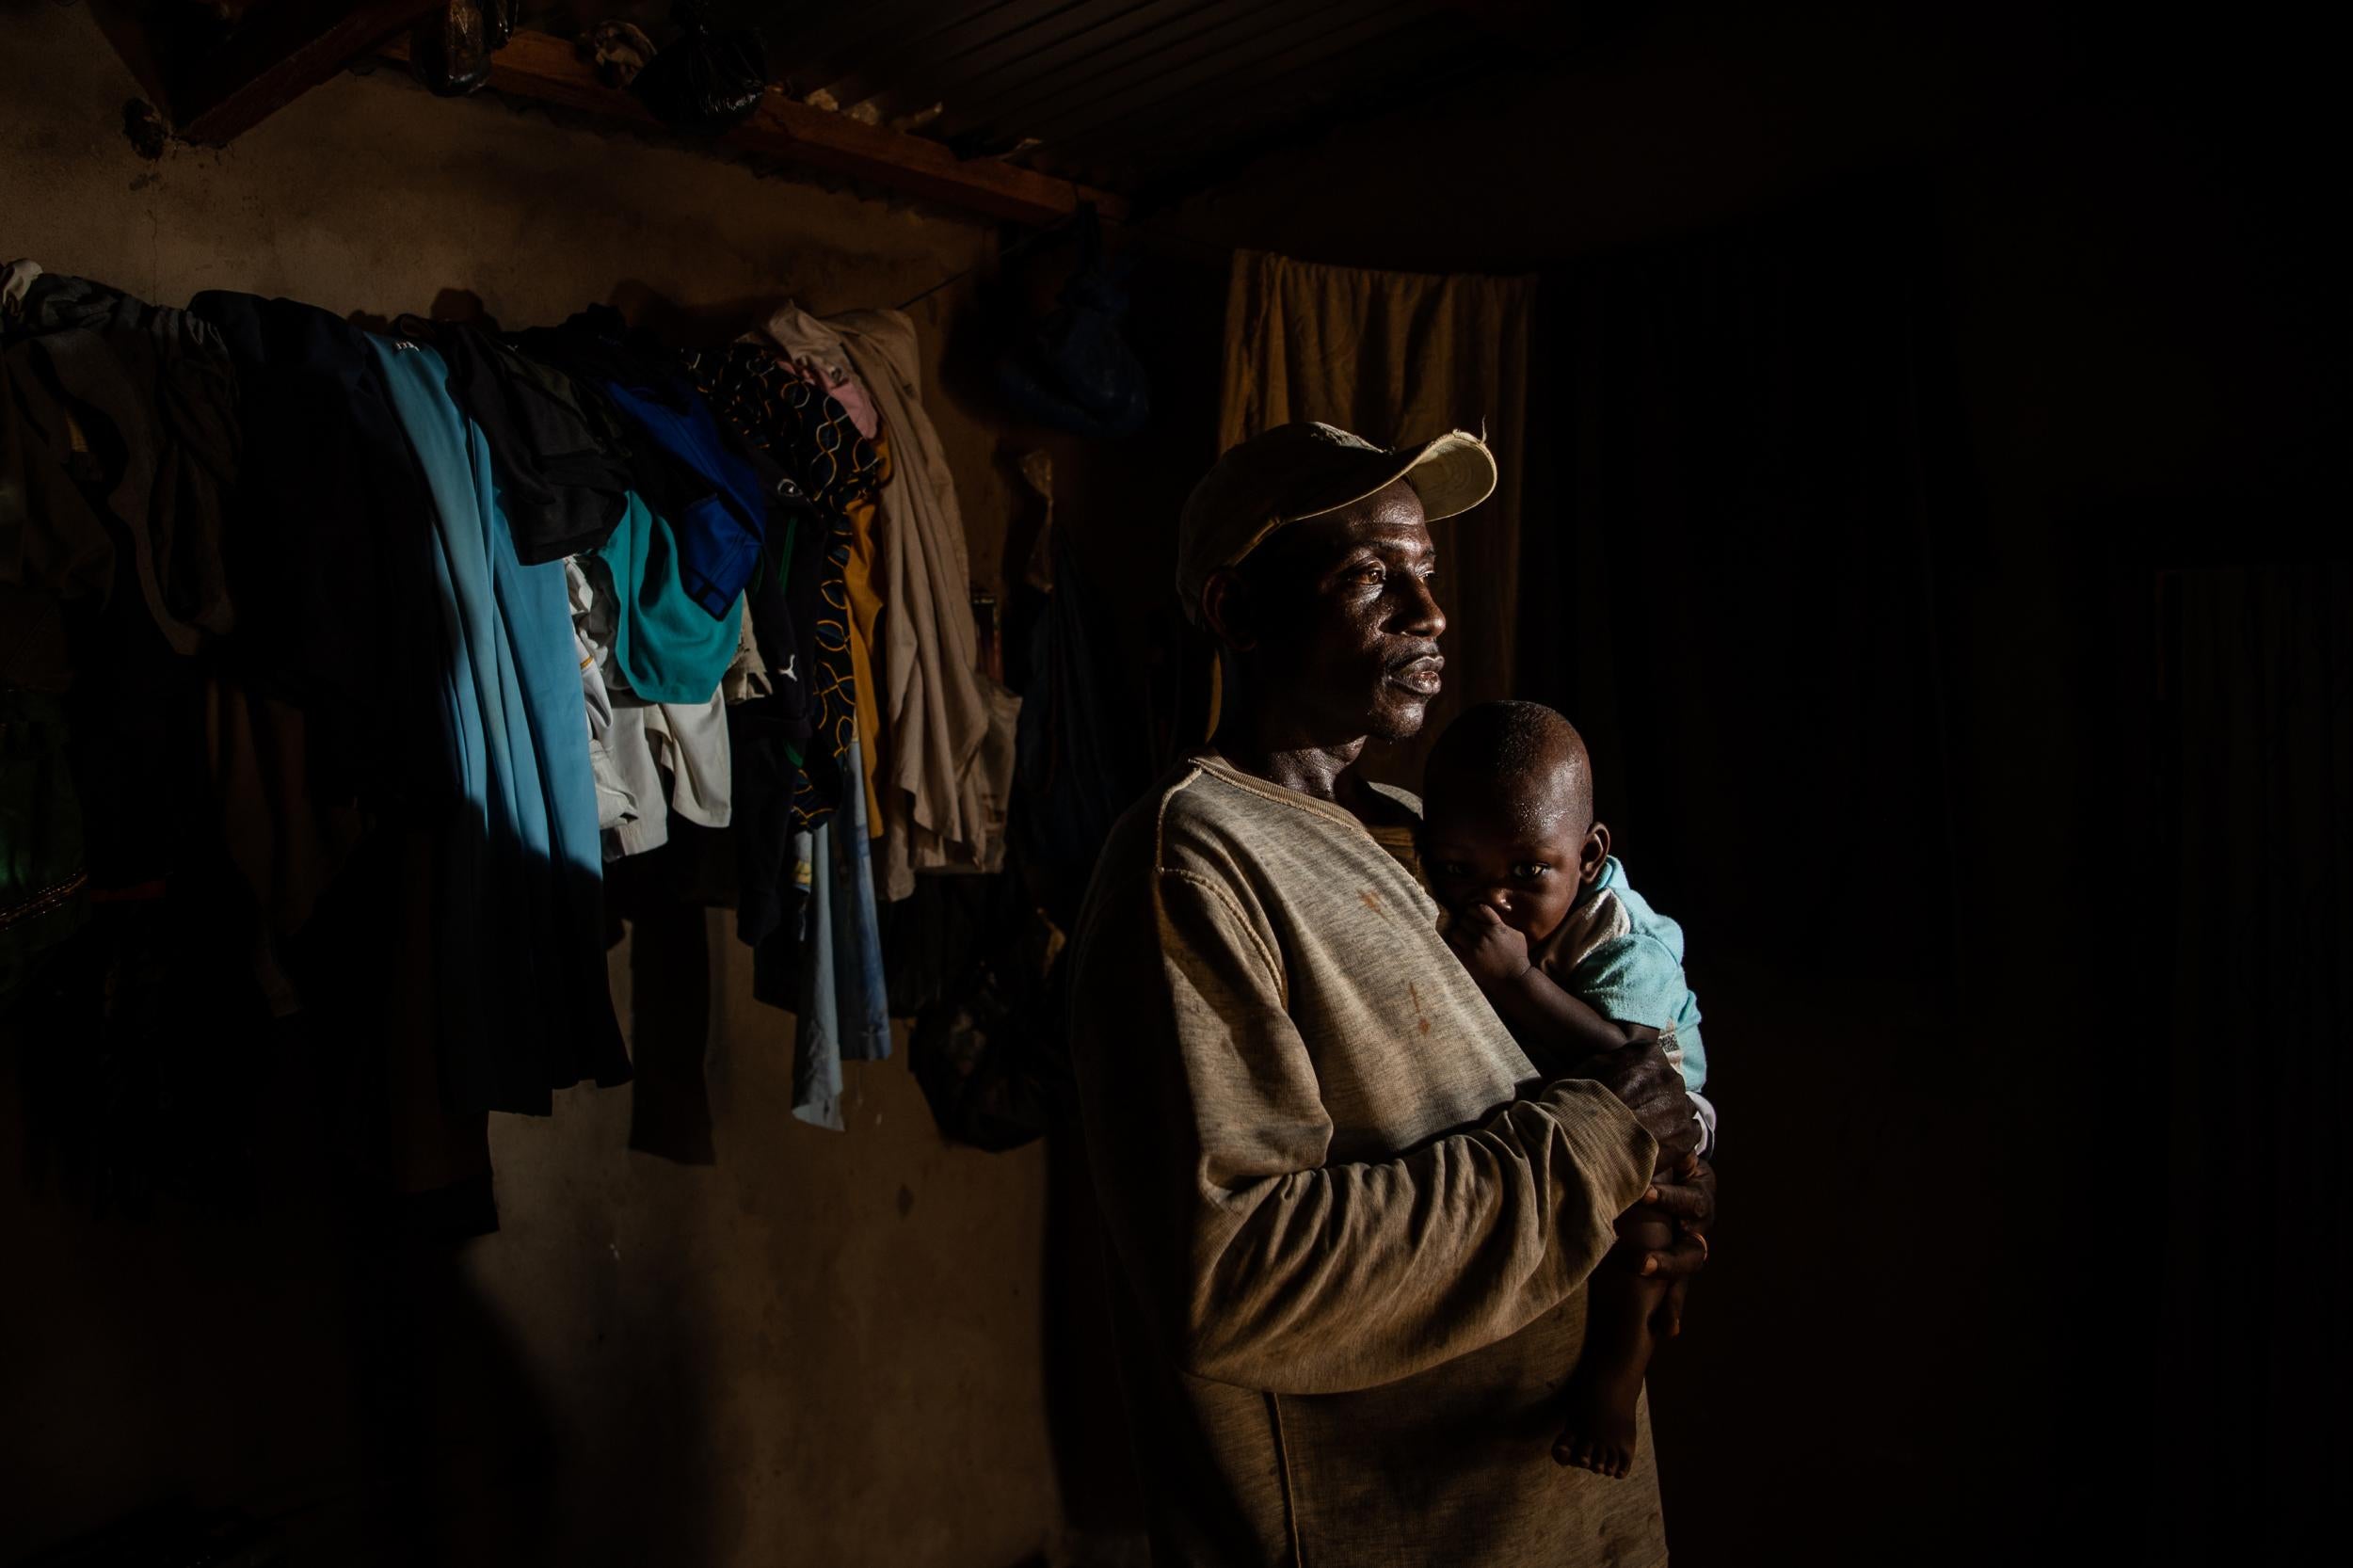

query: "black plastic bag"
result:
(633, 4), (769, 135)
(908, 896), (1066, 1153)
(994, 205), (1152, 439)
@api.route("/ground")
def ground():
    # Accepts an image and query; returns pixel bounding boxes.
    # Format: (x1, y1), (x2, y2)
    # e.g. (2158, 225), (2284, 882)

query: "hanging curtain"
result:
(1515, 208), (1968, 998)
(1216, 248), (1534, 783)
(1509, 194), (2015, 1561)
(2153, 563), (2348, 1562)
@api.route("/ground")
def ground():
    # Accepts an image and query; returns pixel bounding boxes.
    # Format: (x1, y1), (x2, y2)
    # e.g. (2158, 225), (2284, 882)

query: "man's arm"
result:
(1068, 859), (1663, 1399)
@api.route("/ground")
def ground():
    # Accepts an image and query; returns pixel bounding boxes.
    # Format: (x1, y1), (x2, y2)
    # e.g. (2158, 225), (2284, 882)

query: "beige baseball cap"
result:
(1175, 422), (1497, 623)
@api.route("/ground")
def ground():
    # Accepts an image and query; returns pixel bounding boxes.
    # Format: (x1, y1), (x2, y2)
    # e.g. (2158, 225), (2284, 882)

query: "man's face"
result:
(1231, 480), (1447, 744)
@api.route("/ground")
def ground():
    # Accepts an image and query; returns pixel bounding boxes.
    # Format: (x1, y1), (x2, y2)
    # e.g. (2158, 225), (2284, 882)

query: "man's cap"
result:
(1176, 422), (1497, 623)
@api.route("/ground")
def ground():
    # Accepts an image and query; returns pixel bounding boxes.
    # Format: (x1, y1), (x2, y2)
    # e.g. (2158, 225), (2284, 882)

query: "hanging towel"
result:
(370, 336), (627, 1116)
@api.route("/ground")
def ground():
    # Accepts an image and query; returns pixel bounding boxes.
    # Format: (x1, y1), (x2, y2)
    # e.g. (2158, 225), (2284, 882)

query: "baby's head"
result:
(1420, 700), (1611, 944)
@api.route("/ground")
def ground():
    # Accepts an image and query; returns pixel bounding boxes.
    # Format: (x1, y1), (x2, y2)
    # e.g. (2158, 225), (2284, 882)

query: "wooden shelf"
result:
(380, 29), (1129, 228)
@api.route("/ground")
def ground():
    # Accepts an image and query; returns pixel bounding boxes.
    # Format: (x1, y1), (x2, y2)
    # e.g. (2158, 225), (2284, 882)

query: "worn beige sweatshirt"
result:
(1068, 753), (1670, 1567)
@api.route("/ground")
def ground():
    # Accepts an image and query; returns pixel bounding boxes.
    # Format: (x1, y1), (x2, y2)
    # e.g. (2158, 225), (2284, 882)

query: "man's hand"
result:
(1626, 1153), (1714, 1336)
(1444, 903), (1531, 990)
(1582, 1039), (1703, 1164)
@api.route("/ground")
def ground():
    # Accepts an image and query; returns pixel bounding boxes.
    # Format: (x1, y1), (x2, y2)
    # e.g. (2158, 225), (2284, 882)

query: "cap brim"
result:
(1181, 426), (1501, 625)
(1397, 430), (1499, 522)
(1293, 429), (1498, 528)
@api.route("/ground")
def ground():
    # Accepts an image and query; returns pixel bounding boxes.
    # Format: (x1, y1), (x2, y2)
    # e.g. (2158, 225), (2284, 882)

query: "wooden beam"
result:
(176, 0), (443, 145)
(378, 29), (1128, 227)
(85, 0), (442, 145)
(82, 0), (178, 117)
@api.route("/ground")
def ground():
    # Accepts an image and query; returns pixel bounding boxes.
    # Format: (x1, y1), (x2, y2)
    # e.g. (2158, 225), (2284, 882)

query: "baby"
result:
(1419, 699), (1711, 1480)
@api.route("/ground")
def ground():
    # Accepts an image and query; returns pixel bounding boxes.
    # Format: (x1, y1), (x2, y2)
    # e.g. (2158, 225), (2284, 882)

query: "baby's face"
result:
(1420, 775), (1598, 943)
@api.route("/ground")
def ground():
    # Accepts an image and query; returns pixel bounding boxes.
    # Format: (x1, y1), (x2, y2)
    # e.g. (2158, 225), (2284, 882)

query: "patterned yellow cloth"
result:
(683, 343), (878, 830)
(842, 439), (889, 836)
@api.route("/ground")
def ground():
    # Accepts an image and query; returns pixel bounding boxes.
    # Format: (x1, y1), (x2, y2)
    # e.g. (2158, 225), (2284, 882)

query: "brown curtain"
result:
(1513, 183), (2345, 1565)
(2153, 563), (2348, 1562)
(1218, 248), (1534, 783)
(1512, 194), (2047, 1563)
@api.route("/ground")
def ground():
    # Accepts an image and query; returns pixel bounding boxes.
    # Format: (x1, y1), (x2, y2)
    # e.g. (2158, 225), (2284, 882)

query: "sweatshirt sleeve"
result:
(1069, 844), (1660, 1398)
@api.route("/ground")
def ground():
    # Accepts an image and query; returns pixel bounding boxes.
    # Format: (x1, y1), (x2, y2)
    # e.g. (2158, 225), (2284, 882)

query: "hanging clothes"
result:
(410, 317), (635, 566)
(785, 824), (843, 1128)
(368, 334), (627, 1116)
(1012, 524), (1160, 932)
(6, 272), (348, 1210)
(6, 269), (1056, 1159)
(514, 307), (769, 617)
(594, 378), (769, 617)
(0, 327), (114, 695)
(5, 276), (245, 921)
(680, 342), (875, 824)
(1, 260), (40, 315)
(568, 553), (744, 862)
(840, 442), (888, 835)
(0, 688), (88, 1000)
(762, 731), (891, 1130)
(720, 601), (770, 703)
(684, 343), (872, 951)
(592, 488), (747, 706)
(8, 270), (239, 658)
(827, 731), (889, 1061)
(759, 305), (1002, 898)
(187, 291), (443, 815)
(204, 678), (368, 981)
(783, 386), (874, 827)
(0, 311), (211, 897)
(762, 328), (880, 441)
(721, 319), (889, 832)
(678, 344), (834, 758)
(681, 336), (892, 1126)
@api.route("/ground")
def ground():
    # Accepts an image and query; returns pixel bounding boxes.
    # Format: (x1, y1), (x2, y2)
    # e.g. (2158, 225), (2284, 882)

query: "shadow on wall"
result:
(0, 990), (566, 1566)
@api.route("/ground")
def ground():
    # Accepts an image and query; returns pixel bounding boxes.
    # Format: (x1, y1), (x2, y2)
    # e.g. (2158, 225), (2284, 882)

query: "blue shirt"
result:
(1537, 856), (1707, 1096)
(595, 377), (769, 619)
(593, 489), (747, 705)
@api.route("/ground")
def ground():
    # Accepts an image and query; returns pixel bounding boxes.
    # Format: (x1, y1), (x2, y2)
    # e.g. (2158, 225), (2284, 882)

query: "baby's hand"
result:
(1445, 903), (1531, 990)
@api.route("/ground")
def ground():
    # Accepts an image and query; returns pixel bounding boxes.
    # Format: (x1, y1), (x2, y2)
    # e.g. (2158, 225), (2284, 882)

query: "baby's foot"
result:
(1552, 1360), (1643, 1480)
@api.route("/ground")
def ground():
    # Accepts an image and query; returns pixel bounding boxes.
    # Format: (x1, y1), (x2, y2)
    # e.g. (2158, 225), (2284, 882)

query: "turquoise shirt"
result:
(1541, 856), (1706, 1096)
